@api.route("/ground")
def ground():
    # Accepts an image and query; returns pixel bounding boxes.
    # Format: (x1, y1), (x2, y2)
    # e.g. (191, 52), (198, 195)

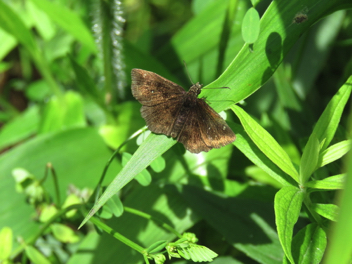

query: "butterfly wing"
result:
(131, 69), (186, 136)
(177, 98), (236, 153)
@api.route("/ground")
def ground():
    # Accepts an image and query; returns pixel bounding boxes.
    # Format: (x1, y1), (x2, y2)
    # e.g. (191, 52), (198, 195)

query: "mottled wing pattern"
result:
(131, 69), (186, 135)
(178, 98), (236, 153)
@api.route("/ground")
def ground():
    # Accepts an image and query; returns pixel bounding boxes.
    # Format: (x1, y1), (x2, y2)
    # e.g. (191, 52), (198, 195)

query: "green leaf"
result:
(30, 0), (97, 53)
(150, 155), (166, 173)
(232, 105), (299, 181)
(0, 1), (37, 55)
(311, 76), (352, 151)
(300, 134), (320, 184)
(177, 244), (218, 262)
(26, 80), (51, 101)
(181, 184), (283, 264)
(0, 28), (17, 61)
(25, 245), (51, 264)
(38, 91), (86, 133)
(51, 223), (80, 243)
(232, 123), (294, 187)
(69, 56), (105, 107)
(62, 194), (81, 218)
(146, 240), (169, 254)
(0, 128), (121, 247)
(318, 140), (351, 168)
(288, 223), (327, 264)
(275, 186), (305, 264)
(305, 174), (346, 190)
(0, 106), (39, 151)
(122, 152), (152, 186)
(0, 227), (13, 260)
(242, 7), (260, 44)
(311, 203), (339, 222)
(79, 134), (175, 229)
(39, 204), (58, 223)
(105, 194), (124, 218)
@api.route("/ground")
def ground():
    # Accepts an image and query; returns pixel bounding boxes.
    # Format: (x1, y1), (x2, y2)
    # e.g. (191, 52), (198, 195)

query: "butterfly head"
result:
(189, 82), (203, 97)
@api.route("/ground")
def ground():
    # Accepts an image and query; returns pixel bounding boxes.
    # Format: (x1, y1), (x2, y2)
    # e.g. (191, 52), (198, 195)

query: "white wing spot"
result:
(223, 126), (226, 130)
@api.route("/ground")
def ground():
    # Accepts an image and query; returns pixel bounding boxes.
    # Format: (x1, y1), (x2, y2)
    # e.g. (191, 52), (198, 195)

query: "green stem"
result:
(89, 215), (145, 254)
(304, 194), (327, 231)
(124, 207), (182, 238)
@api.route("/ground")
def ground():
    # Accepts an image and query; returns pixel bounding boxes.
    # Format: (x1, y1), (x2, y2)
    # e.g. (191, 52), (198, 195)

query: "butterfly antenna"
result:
(183, 60), (195, 85)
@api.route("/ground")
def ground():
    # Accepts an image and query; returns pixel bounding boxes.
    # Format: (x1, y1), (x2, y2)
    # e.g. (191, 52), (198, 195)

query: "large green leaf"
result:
(0, 128), (120, 252)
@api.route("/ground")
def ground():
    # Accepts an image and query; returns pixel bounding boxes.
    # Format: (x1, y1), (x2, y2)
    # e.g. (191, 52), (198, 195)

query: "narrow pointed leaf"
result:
(312, 76), (352, 150)
(300, 134), (320, 184)
(311, 204), (339, 222)
(79, 134), (175, 228)
(306, 174), (346, 190)
(318, 140), (351, 168)
(275, 186), (305, 264)
(232, 105), (299, 181)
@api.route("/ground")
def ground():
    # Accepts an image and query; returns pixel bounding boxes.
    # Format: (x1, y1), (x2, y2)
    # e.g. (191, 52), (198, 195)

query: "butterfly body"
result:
(131, 69), (236, 153)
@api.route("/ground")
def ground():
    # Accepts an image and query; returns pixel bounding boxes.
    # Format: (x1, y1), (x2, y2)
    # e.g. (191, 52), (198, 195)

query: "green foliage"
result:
(0, 0), (352, 263)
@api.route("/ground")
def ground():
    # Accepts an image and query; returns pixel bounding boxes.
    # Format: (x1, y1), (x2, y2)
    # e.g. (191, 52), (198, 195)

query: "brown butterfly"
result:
(131, 69), (236, 153)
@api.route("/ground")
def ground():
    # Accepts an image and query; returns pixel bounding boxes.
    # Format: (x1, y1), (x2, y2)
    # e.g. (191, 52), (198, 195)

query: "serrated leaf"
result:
(275, 186), (305, 264)
(232, 105), (299, 181)
(305, 174), (345, 190)
(300, 134), (320, 184)
(242, 7), (260, 44)
(318, 140), (351, 168)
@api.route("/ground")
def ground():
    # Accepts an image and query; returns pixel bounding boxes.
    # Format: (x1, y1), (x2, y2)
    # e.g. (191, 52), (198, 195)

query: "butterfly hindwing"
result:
(177, 98), (236, 153)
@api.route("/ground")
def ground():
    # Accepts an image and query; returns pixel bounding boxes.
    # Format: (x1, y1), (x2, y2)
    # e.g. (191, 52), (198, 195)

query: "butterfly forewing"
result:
(131, 69), (185, 105)
(131, 69), (186, 135)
